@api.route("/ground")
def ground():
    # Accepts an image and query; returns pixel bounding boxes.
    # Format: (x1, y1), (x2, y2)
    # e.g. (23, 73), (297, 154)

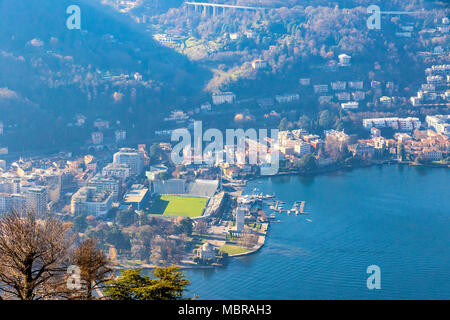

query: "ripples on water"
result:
(185, 166), (450, 299)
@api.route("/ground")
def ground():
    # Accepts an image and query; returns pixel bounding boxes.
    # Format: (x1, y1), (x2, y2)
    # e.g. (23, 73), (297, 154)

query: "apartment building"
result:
(113, 148), (145, 176)
(363, 117), (421, 131)
(71, 187), (113, 216)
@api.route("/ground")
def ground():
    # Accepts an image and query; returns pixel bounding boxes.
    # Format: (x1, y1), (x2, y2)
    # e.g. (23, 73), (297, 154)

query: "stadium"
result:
(149, 179), (219, 218)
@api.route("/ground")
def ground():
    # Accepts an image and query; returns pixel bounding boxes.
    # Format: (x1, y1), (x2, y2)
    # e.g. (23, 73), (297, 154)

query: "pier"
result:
(269, 200), (307, 215)
(299, 201), (306, 214)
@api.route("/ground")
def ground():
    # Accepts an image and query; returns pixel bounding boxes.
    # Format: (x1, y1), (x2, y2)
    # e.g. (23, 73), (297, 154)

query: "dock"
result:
(268, 198), (307, 215)
(299, 201), (306, 214)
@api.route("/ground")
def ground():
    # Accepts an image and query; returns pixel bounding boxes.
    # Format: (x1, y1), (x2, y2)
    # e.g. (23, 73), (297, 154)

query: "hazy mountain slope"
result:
(0, 0), (210, 150)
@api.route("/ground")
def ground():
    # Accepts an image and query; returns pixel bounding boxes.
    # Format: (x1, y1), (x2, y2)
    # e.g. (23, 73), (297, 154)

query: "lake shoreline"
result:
(244, 160), (449, 183)
(116, 162), (448, 272)
(186, 165), (450, 299)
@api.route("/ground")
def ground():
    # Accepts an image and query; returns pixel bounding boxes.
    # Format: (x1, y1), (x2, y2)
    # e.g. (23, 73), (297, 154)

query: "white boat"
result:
(306, 219), (312, 223)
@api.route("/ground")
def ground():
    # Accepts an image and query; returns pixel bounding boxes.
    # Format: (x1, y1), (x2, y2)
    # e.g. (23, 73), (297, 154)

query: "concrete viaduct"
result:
(184, 1), (268, 16)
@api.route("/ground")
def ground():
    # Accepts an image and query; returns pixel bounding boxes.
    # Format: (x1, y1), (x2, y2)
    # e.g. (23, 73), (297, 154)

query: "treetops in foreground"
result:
(104, 267), (190, 300)
(0, 210), (190, 300)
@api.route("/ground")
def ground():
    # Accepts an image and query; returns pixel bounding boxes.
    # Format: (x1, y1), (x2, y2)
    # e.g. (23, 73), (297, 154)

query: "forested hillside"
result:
(0, 0), (210, 150)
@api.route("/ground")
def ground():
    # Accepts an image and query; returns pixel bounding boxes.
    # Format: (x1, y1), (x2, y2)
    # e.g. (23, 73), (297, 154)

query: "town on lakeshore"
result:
(1, 19), (450, 266)
(0, 108), (448, 268)
(0, 1), (449, 295)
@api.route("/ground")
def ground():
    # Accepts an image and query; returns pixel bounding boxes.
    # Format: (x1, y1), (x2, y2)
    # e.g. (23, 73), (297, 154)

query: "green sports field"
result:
(149, 195), (208, 218)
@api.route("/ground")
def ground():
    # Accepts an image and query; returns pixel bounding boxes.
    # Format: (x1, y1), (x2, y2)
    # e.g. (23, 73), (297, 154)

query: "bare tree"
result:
(71, 238), (113, 300)
(0, 210), (73, 300)
(241, 228), (259, 248)
(325, 135), (349, 160)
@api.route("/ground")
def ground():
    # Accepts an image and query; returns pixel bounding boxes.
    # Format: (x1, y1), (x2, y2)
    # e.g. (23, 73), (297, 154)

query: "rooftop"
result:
(124, 188), (148, 204)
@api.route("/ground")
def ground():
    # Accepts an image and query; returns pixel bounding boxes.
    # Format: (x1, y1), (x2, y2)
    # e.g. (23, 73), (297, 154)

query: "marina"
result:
(268, 199), (307, 215)
(186, 166), (450, 300)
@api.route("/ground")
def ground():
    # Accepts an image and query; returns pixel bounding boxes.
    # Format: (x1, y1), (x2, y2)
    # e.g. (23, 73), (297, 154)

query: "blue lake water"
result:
(185, 165), (450, 299)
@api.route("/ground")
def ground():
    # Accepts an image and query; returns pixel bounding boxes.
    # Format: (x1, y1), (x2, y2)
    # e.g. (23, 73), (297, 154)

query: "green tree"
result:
(279, 117), (289, 131)
(297, 115), (311, 131)
(105, 225), (131, 251)
(149, 143), (161, 163)
(334, 117), (352, 132)
(104, 267), (190, 300)
(116, 209), (137, 227)
(397, 143), (406, 161)
(174, 218), (193, 236)
(319, 110), (334, 129)
(295, 154), (317, 172)
(158, 171), (170, 181)
(72, 214), (87, 233)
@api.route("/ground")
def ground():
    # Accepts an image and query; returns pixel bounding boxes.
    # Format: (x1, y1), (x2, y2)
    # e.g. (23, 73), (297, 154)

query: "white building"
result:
(338, 54), (351, 66)
(275, 93), (300, 104)
(252, 59), (267, 70)
(102, 163), (130, 181)
(426, 115), (450, 136)
(212, 92), (236, 105)
(317, 96), (332, 104)
(336, 92), (351, 101)
(417, 90), (438, 101)
(299, 78), (311, 86)
(341, 101), (359, 110)
(113, 148), (145, 176)
(314, 84), (329, 94)
(379, 96), (393, 107)
(134, 72), (143, 81)
(352, 91), (366, 101)
(294, 141), (311, 157)
(24, 186), (48, 215)
(422, 148), (443, 161)
(164, 110), (189, 122)
(410, 96), (422, 107)
(0, 193), (10, 213)
(229, 33), (240, 40)
(331, 81), (347, 90)
(146, 165), (169, 181)
(324, 129), (349, 141)
(427, 75), (444, 84)
(235, 207), (245, 232)
(421, 83), (436, 91)
(93, 119), (109, 130)
(87, 174), (120, 200)
(196, 242), (216, 261)
(71, 187), (113, 216)
(92, 131), (104, 145)
(75, 114), (86, 127)
(429, 64), (450, 75)
(362, 117), (421, 131)
(0, 193), (26, 213)
(348, 81), (364, 89)
(394, 133), (412, 143)
(115, 130), (126, 143)
(200, 102), (212, 112)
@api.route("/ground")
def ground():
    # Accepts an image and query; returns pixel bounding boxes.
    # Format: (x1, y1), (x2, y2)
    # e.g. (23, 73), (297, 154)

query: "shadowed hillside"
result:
(0, 0), (211, 150)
